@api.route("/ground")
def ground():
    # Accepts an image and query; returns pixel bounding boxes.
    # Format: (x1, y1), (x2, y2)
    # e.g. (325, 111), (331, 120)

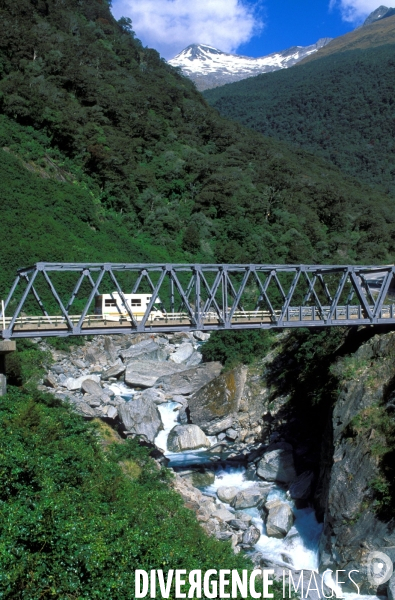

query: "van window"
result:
(105, 299), (117, 307)
(132, 299), (142, 306)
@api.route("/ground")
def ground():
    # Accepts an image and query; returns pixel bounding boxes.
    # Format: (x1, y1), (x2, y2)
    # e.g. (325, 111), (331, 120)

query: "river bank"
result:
(36, 328), (395, 597)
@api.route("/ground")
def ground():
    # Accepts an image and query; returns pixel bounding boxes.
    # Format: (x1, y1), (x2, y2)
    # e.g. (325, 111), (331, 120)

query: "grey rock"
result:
(184, 350), (203, 367)
(167, 424), (211, 452)
(266, 500), (294, 538)
(204, 416), (235, 436)
(193, 331), (210, 342)
(51, 365), (64, 374)
(228, 519), (248, 531)
(169, 343), (195, 364)
(231, 488), (266, 510)
(81, 378), (103, 396)
(178, 406), (189, 424)
(388, 574), (395, 600)
(218, 433), (227, 441)
(102, 405), (118, 419)
(217, 486), (239, 504)
(188, 365), (247, 435)
(242, 525), (261, 546)
(289, 471), (314, 500)
(118, 398), (162, 443)
(216, 531), (233, 541)
(226, 427), (238, 440)
(72, 358), (86, 369)
(125, 360), (188, 388)
(213, 507), (234, 522)
(257, 448), (297, 483)
(138, 388), (167, 404)
(64, 374), (101, 391)
(101, 362), (126, 380)
(84, 394), (102, 407)
(121, 340), (167, 362)
(44, 373), (57, 388)
(74, 402), (97, 418)
(234, 512), (252, 524)
(155, 362), (222, 395)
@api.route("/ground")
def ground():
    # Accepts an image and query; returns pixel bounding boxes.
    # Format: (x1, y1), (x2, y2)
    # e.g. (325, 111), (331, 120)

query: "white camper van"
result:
(95, 293), (163, 321)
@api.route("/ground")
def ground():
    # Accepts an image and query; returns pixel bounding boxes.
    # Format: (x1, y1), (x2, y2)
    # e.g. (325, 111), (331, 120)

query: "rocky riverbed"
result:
(34, 329), (395, 598)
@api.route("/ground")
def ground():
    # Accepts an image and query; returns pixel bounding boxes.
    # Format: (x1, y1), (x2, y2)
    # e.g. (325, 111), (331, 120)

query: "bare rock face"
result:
(257, 445), (297, 483)
(265, 500), (294, 538)
(124, 360), (187, 388)
(167, 424), (211, 452)
(154, 362), (222, 395)
(289, 471), (314, 500)
(217, 486), (239, 504)
(188, 365), (247, 435)
(118, 398), (162, 443)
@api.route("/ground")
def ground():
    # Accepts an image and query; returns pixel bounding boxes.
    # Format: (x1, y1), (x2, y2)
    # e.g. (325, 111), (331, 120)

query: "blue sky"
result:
(111, 0), (393, 59)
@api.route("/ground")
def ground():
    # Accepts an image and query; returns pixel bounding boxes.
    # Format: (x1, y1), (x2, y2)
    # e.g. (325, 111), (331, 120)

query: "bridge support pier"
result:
(0, 340), (16, 397)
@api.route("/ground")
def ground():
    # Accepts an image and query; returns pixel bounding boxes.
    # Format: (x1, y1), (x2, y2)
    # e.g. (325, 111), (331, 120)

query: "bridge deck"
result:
(2, 306), (395, 338)
(2, 263), (395, 339)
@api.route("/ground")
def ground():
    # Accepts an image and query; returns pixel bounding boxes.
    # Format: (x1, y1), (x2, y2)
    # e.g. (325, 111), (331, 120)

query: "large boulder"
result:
(217, 486), (239, 504)
(167, 424), (211, 452)
(185, 351), (203, 367)
(212, 507), (234, 522)
(81, 378), (103, 396)
(169, 343), (195, 364)
(118, 398), (162, 442)
(188, 365), (247, 435)
(64, 374), (101, 391)
(289, 471), (314, 500)
(242, 525), (261, 547)
(137, 388), (167, 405)
(121, 340), (166, 361)
(265, 500), (294, 538)
(124, 360), (188, 388)
(154, 362), (222, 395)
(257, 445), (297, 483)
(101, 362), (126, 380)
(231, 488), (267, 510)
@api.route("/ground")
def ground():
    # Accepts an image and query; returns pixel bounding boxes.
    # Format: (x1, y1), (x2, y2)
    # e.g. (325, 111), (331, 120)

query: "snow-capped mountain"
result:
(168, 40), (332, 91)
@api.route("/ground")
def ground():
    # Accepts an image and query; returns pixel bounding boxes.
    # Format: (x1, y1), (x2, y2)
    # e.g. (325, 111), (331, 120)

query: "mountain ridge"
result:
(168, 39), (332, 91)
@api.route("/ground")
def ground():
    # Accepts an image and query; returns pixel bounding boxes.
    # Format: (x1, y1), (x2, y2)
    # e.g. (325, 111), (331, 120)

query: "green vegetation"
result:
(349, 402), (395, 518)
(0, 387), (264, 599)
(201, 329), (273, 368)
(204, 45), (395, 195)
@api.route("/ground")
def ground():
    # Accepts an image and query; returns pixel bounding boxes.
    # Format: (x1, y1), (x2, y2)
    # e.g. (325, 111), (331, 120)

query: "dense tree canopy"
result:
(204, 45), (395, 196)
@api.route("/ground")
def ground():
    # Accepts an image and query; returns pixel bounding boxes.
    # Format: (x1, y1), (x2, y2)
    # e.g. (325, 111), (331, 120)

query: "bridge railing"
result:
(1, 262), (395, 338)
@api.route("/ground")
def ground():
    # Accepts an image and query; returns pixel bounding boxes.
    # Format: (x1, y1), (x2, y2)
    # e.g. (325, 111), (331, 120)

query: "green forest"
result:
(1, 0), (395, 306)
(204, 44), (395, 195)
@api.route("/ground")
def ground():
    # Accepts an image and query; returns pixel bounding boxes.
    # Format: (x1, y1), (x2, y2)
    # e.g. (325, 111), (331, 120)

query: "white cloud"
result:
(330, 0), (395, 23)
(111, 0), (263, 59)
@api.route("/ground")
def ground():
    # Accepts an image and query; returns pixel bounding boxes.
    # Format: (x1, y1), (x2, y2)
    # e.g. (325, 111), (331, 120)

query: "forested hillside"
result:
(0, 0), (395, 304)
(204, 43), (395, 195)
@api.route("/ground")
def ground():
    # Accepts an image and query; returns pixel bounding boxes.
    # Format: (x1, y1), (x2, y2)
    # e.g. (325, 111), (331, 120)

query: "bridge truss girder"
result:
(1, 262), (395, 339)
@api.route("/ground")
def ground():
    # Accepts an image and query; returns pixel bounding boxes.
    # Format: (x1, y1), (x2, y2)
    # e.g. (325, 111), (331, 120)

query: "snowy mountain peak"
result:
(168, 39), (332, 91)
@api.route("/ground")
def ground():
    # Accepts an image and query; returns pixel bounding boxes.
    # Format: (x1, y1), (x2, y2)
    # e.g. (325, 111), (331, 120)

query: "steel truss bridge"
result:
(1, 262), (395, 339)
